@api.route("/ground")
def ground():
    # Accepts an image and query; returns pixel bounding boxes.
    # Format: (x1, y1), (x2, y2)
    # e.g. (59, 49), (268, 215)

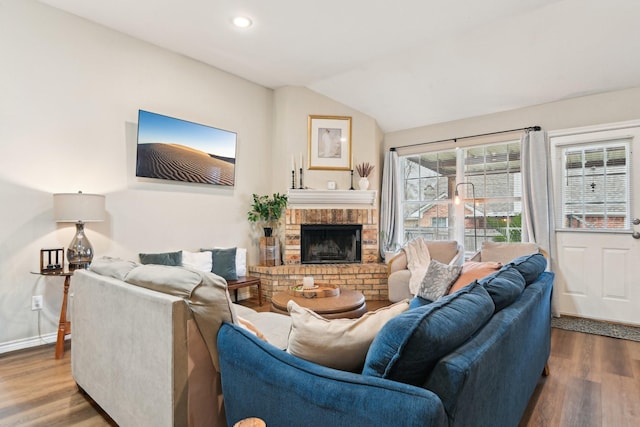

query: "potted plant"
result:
(247, 193), (288, 236)
(355, 162), (374, 190)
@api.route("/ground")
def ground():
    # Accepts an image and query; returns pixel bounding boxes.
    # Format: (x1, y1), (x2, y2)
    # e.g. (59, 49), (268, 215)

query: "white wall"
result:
(272, 86), (382, 193)
(0, 0), (382, 352)
(0, 0), (274, 349)
(385, 87), (640, 149)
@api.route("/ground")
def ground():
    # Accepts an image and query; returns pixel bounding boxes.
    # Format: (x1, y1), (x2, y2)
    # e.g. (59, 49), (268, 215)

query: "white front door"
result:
(550, 121), (640, 326)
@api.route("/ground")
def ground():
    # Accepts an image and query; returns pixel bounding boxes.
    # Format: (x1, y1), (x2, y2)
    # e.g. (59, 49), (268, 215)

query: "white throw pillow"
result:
(182, 250), (213, 272)
(286, 299), (410, 371)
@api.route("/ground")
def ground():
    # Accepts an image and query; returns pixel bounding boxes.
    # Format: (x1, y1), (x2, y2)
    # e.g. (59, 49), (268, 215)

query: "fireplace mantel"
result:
(287, 189), (376, 206)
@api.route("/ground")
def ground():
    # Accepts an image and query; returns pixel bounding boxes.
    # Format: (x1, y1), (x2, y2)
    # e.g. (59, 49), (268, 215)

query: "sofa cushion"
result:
(416, 260), (462, 301)
(362, 282), (494, 386)
(448, 261), (502, 295)
(181, 250), (213, 272)
(478, 265), (526, 312)
(125, 264), (202, 296)
(139, 250), (182, 266)
(508, 253), (547, 285)
(286, 299), (410, 372)
(408, 295), (432, 309)
(480, 241), (538, 264)
(89, 256), (138, 281)
(210, 247), (238, 280)
(425, 240), (459, 264)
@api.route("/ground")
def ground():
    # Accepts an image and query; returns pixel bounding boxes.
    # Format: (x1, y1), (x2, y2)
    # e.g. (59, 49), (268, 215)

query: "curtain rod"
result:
(389, 125), (541, 151)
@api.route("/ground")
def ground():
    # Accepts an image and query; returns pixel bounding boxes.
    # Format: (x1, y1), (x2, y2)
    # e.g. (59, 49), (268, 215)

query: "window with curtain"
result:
(400, 140), (523, 253)
(559, 140), (630, 230)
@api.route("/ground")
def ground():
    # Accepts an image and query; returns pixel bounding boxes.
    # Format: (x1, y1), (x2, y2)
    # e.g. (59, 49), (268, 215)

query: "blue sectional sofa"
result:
(218, 254), (553, 427)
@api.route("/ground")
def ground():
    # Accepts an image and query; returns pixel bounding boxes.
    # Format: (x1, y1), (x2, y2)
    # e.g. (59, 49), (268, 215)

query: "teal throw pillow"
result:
(139, 250), (182, 266)
(211, 247), (238, 281)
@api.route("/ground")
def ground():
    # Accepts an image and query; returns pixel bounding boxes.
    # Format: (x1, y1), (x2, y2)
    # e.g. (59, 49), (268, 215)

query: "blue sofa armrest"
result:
(424, 272), (554, 427)
(218, 323), (448, 427)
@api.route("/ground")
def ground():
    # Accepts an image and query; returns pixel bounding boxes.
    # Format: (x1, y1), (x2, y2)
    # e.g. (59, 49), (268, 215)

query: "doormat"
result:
(552, 316), (640, 342)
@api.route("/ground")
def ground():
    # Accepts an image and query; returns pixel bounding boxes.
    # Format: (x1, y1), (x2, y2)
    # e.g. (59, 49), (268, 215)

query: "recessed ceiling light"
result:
(233, 16), (252, 28)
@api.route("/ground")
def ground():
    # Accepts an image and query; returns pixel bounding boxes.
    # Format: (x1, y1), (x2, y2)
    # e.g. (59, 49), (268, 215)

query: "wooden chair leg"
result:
(543, 362), (550, 376)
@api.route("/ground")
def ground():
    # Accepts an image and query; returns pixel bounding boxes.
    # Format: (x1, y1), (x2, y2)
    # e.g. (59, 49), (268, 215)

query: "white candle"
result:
(300, 153), (303, 169)
(291, 155), (295, 171)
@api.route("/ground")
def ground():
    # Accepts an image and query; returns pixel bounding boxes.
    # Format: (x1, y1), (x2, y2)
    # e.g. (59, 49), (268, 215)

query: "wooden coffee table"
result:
(271, 284), (367, 319)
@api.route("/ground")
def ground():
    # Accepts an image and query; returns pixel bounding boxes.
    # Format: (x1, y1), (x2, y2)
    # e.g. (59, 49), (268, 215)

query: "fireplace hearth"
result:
(301, 224), (362, 264)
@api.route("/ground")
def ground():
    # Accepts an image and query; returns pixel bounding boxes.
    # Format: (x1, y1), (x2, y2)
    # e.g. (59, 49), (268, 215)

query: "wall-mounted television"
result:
(136, 110), (237, 186)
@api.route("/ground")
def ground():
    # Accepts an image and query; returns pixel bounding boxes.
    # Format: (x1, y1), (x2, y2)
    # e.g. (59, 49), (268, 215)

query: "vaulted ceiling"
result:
(39, 0), (640, 132)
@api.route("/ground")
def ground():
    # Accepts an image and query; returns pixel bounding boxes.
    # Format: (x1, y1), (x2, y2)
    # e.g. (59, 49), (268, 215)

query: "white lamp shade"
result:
(53, 192), (106, 222)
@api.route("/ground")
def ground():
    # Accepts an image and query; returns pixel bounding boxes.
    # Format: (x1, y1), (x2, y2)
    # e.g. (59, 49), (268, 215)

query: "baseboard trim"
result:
(0, 332), (58, 355)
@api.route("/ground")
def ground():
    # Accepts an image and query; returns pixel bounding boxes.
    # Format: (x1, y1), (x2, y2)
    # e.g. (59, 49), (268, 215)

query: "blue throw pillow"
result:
(408, 295), (432, 309)
(478, 266), (526, 312)
(139, 250), (182, 266)
(211, 247), (238, 280)
(362, 282), (494, 386)
(508, 253), (547, 285)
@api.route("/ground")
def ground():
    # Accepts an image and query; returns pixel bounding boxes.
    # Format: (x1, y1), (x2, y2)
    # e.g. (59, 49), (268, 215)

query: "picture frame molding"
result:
(307, 115), (352, 171)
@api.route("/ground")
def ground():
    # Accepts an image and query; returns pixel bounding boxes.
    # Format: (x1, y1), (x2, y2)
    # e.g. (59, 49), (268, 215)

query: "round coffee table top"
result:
(271, 287), (367, 319)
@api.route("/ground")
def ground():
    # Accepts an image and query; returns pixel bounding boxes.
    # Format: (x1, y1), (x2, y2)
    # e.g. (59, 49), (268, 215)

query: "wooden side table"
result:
(32, 271), (73, 359)
(227, 276), (262, 306)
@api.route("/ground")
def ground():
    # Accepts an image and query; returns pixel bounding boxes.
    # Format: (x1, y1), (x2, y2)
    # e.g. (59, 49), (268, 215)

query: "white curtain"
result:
(521, 129), (558, 315)
(380, 150), (402, 258)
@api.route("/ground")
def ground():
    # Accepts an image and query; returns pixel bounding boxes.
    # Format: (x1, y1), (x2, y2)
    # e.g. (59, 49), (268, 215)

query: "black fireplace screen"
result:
(300, 224), (362, 264)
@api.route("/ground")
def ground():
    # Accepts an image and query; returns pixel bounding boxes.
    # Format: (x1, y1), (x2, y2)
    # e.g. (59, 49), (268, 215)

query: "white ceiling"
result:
(39, 0), (640, 132)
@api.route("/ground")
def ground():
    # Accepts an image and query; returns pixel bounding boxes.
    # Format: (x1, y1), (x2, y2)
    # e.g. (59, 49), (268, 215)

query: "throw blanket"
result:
(403, 238), (432, 295)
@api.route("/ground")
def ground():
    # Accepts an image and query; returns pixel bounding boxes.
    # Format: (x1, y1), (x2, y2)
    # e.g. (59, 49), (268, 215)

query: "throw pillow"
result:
(211, 247), (238, 280)
(508, 253), (547, 285)
(286, 299), (410, 372)
(237, 316), (267, 342)
(362, 282), (494, 386)
(478, 265), (526, 312)
(408, 295), (432, 309)
(139, 250), (182, 266)
(181, 250), (213, 272)
(416, 259), (462, 301)
(213, 247), (247, 276)
(448, 261), (502, 295)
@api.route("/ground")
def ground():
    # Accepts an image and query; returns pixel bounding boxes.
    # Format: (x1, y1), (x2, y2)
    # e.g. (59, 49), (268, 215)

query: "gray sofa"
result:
(218, 253), (553, 427)
(71, 261), (291, 427)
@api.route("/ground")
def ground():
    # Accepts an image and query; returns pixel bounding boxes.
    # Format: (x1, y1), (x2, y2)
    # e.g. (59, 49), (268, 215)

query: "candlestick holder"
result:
(349, 170), (355, 190)
(291, 170), (296, 189)
(299, 168), (304, 189)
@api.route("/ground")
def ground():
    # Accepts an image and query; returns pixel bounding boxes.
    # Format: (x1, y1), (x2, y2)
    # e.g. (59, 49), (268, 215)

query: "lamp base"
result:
(67, 222), (94, 270)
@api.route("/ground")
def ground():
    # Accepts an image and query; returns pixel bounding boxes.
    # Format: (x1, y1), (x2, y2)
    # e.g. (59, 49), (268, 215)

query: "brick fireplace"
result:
(283, 207), (379, 264)
(248, 190), (389, 301)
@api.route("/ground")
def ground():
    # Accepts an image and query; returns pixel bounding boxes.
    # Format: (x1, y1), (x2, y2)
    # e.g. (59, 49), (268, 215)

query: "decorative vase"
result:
(263, 227), (273, 237)
(358, 177), (370, 190)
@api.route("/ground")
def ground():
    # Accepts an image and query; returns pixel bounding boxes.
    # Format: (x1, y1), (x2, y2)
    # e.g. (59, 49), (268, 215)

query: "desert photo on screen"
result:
(136, 110), (237, 186)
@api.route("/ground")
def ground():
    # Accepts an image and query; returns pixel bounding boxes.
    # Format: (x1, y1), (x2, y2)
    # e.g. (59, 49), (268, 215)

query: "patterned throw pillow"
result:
(417, 259), (462, 301)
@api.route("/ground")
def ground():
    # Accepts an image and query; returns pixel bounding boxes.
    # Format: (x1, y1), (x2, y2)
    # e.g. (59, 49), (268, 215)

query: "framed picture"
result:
(308, 115), (352, 170)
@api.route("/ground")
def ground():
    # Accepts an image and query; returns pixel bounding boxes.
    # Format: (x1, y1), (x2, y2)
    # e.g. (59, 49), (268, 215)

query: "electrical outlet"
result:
(32, 295), (43, 311)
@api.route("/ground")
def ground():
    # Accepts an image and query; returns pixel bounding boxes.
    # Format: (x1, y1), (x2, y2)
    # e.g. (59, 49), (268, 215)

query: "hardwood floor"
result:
(520, 327), (640, 427)
(1, 297), (638, 426)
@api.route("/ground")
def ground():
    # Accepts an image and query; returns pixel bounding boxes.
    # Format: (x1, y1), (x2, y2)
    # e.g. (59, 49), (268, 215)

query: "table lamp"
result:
(53, 191), (106, 271)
